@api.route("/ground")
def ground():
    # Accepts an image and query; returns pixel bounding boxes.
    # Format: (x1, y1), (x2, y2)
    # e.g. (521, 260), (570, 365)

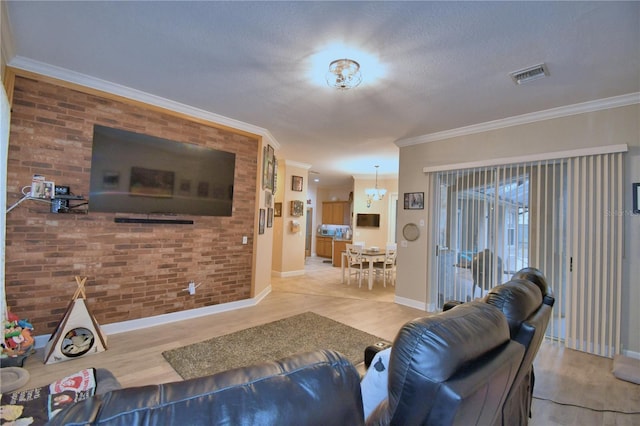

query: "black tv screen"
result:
(356, 213), (380, 227)
(89, 125), (235, 216)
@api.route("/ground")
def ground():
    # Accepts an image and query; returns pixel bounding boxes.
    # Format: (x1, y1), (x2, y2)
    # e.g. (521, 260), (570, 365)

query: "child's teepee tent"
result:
(44, 276), (107, 364)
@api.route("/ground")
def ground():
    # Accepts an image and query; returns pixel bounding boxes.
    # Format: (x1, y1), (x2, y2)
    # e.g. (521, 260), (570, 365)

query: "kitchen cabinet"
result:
(322, 201), (350, 225)
(332, 239), (352, 267)
(316, 236), (332, 258)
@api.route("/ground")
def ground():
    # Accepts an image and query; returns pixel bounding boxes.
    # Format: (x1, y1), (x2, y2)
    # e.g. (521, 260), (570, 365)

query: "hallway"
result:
(271, 255), (395, 303)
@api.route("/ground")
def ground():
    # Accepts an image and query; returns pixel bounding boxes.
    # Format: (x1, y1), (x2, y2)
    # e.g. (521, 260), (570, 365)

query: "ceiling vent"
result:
(509, 63), (549, 85)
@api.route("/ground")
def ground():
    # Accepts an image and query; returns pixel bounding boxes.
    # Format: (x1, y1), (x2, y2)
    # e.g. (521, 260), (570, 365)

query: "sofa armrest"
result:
(95, 368), (121, 395)
(364, 341), (392, 368)
(442, 300), (464, 311)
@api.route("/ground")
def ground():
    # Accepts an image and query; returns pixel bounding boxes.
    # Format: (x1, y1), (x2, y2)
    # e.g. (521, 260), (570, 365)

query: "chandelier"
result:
(365, 165), (387, 208)
(326, 58), (362, 90)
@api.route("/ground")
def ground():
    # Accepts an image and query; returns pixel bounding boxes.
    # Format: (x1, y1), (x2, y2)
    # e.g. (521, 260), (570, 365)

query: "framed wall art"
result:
(259, 208), (266, 234)
(265, 190), (272, 208)
(267, 207), (273, 228)
(404, 192), (424, 210)
(274, 202), (282, 217)
(633, 182), (640, 214)
(290, 200), (304, 217)
(262, 145), (276, 192)
(292, 175), (303, 192)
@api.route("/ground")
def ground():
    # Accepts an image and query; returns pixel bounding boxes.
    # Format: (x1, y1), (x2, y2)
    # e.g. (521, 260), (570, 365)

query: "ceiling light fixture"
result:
(365, 165), (386, 208)
(326, 58), (362, 90)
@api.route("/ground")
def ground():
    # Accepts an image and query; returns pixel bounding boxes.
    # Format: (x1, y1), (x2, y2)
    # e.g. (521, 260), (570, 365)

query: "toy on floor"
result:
(2, 310), (35, 359)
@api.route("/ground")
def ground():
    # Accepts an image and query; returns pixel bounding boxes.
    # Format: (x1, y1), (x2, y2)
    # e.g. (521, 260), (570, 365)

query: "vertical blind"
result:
(431, 151), (624, 357)
(565, 153), (623, 357)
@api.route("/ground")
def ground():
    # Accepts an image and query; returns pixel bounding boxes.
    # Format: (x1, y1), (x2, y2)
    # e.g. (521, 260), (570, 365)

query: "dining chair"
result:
(374, 246), (397, 287)
(345, 244), (369, 288)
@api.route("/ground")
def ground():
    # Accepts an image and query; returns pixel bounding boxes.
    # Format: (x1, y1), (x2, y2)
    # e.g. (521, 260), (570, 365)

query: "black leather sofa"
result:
(49, 349), (365, 426)
(51, 269), (551, 426)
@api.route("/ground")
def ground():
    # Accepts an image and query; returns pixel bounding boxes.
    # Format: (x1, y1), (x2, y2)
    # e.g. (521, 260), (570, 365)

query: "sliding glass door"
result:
(431, 152), (624, 356)
(435, 167), (532, 306)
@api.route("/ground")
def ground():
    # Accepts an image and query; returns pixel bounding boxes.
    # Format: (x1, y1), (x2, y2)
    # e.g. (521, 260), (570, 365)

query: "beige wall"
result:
(253, 139), (275, 297)
(271, 160), (309, 275)
(397, 104), (640, 353)
(352, 176), (398, 249)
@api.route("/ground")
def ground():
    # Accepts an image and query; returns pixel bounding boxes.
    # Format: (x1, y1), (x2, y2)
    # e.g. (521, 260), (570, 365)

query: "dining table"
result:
(341, 248), (386, 290)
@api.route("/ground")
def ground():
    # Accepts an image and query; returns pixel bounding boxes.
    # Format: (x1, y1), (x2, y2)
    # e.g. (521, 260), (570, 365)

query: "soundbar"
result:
(54, 194), (85, 200)
(114, 218), (194, 225)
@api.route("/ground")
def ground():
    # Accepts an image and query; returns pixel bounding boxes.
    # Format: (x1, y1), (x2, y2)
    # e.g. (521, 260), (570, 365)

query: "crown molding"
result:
(284, 160), (311, 170)
(396, 92), (640, 147)
(8, 56), (280, 147)
(423, 144), (629, 173)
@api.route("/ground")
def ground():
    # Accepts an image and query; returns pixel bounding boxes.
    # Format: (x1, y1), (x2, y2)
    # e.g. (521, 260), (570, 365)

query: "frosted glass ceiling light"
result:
(365, 165), (386, 208)
(326, 58), (362, 90)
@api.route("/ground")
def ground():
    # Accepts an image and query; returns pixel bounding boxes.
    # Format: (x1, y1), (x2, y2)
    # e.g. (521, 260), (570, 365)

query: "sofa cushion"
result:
(392, 301), (511, 383)
(484, 278), (543, 339)
(512, 267), (555, 305)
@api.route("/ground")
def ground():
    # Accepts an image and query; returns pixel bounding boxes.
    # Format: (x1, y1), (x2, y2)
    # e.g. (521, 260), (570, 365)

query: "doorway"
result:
(305, 207), (313, 257)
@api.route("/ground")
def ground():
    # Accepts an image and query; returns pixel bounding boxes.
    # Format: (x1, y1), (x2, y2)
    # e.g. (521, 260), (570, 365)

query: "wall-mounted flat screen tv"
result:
(89, 125), (235, 216)
(356, 213), (380, 227)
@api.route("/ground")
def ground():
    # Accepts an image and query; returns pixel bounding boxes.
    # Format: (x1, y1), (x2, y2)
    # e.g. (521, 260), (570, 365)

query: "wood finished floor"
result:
(18, 257), (640, 425)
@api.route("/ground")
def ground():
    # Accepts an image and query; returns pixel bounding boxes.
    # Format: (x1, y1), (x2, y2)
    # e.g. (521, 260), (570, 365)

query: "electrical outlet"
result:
(242, 236), (248, 245)
(188, 281), (196, 295)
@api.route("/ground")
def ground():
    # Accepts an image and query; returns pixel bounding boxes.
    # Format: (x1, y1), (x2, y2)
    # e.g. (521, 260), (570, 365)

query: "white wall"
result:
(397, 103), (640, 353)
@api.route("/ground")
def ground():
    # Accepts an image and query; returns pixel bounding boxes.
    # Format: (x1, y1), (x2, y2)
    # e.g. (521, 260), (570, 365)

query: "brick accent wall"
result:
(6, 76), (259, 334)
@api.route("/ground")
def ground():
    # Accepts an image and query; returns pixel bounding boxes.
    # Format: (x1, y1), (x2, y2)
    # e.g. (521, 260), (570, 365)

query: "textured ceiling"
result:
(4, 1), (640, 187)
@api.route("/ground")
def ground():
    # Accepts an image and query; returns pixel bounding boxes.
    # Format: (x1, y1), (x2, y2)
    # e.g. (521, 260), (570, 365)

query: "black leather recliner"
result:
(442, 266), (555, 425)
(366, 302), (525, 426)
(484, 268), (555, 425)
(50, 349), (365, 426)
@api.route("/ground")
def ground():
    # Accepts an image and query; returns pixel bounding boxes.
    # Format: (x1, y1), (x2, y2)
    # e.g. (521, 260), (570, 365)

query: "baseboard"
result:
(271, 269), (305, 278)
(34, 285), (273, 349)
(394, 295), (428, 311)
(622, 349), (640, 359)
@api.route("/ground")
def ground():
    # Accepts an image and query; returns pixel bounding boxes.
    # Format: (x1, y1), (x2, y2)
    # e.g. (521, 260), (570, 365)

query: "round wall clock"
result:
(402, 223), (420, 241)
